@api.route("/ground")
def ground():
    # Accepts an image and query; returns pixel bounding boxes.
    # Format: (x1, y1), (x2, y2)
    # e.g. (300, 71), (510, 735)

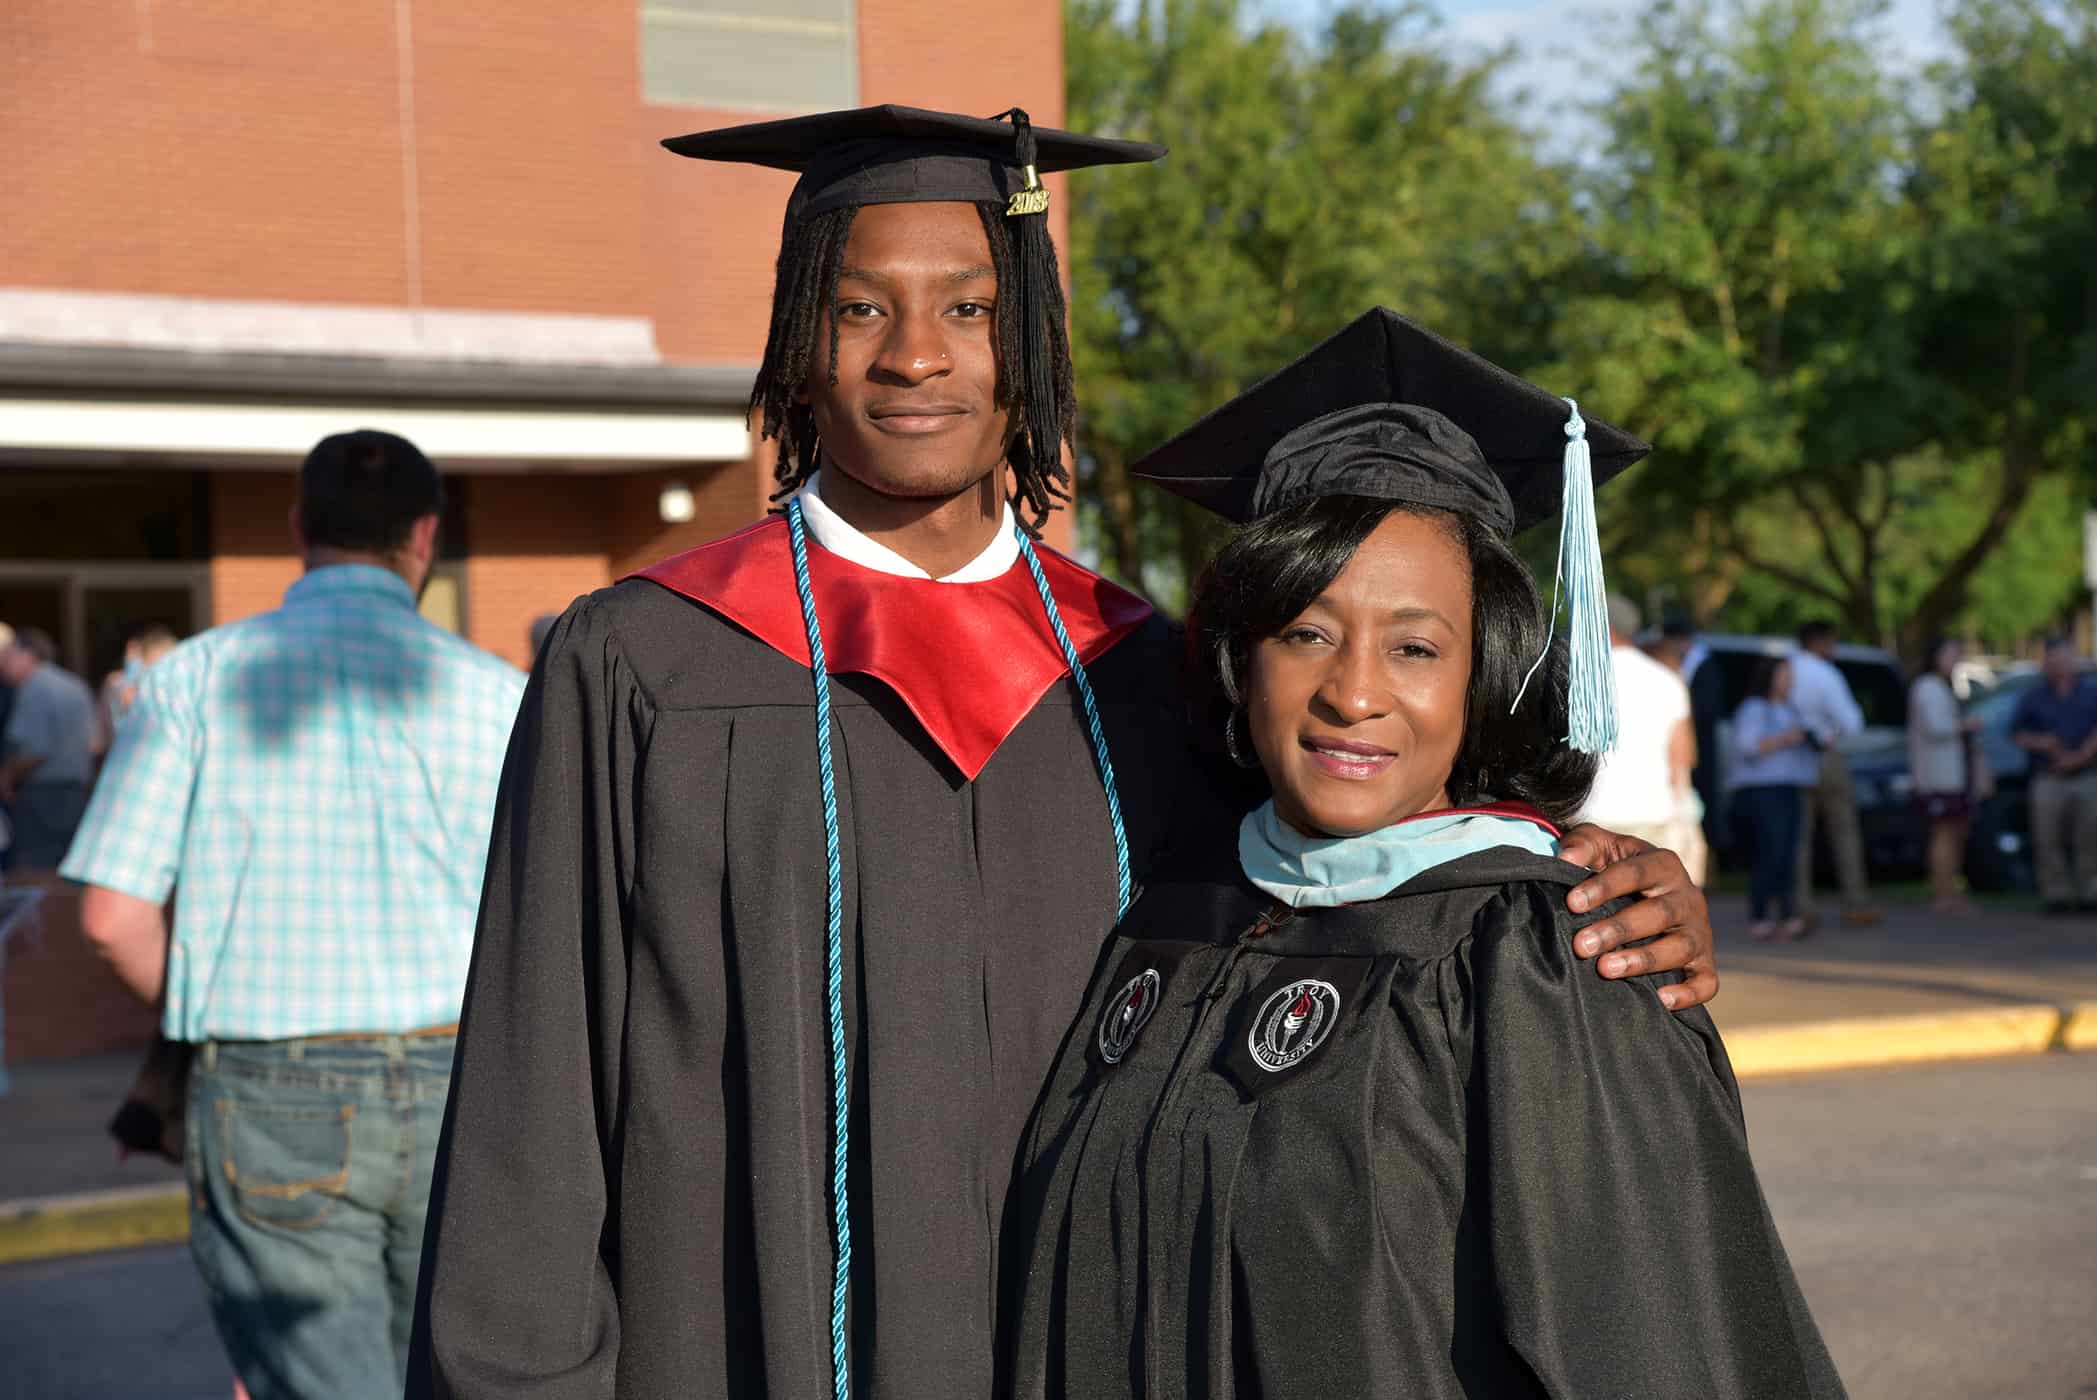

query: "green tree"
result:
(1553, 0), (1926, 643)
(1894, 0), (2097, 654)
(1065, 0), (1568, 602)
(1567, 0), (2096, 656)
(1061, 0), (2096, 649)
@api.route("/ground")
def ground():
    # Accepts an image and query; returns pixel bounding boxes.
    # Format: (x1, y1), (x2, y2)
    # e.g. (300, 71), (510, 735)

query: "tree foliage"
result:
(1065, 0), (1568, 604)
(1064, 0), (2097, 653)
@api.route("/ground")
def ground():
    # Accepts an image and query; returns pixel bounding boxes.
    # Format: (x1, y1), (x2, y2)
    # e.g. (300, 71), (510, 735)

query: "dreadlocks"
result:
(747, 201), (1078, 534)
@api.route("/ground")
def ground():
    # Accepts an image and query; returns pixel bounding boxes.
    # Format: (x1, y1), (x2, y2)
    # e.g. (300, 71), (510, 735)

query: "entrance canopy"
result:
(0, 288), (755, 469)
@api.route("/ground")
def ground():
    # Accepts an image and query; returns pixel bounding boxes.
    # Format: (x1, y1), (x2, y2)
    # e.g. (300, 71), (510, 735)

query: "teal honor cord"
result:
(783, 498), (1132, 1398)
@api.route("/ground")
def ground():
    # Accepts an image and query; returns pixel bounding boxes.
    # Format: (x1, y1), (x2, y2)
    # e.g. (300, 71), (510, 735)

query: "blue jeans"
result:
(186, 1035), (455, 1400)
(1734, 784), (1806, 921)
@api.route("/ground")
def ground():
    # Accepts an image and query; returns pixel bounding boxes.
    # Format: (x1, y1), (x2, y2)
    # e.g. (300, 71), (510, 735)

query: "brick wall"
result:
(460, 475), (614, 671)
(603, 448), (776, 581)
(207, 471), (301, 627)
(15, 0), (1084, 584)
(1, 875), (160, 1066)
(5, 0), (1068, 368)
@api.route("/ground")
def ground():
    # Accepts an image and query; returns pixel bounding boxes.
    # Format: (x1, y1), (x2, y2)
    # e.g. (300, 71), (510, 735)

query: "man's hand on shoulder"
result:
(1556, 825), (1717, 1013)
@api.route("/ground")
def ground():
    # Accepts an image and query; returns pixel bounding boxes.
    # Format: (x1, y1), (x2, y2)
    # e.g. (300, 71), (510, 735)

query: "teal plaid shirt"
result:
(61, 565), (527, 1040)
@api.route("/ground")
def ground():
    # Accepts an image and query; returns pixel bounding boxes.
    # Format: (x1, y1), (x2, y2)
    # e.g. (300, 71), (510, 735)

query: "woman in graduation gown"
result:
(998, 310), (1845, 1399)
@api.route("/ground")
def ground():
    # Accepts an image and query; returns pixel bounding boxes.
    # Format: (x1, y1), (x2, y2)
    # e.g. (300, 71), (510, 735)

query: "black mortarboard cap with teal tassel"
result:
(1130, 307), (1650, 754)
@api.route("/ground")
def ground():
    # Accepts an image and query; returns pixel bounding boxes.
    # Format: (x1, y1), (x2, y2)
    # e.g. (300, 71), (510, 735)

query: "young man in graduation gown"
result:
(408, 106), (1722, 1400)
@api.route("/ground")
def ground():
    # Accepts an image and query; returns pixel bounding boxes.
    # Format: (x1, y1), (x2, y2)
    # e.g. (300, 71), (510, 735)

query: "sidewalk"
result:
(0, 1050), (185, 1265)
(1700, 892), (2097, 1076)
(2, 894), (2091, 1264)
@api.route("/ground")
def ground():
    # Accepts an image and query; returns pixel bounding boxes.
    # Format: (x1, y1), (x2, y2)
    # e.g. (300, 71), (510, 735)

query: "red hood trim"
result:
(1396, 800), (1563, 840)
(629, 516), (1154, 780)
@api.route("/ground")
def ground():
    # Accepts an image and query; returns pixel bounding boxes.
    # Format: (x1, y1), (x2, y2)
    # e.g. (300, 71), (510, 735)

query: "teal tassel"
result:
(1511, 398), (1618, 755)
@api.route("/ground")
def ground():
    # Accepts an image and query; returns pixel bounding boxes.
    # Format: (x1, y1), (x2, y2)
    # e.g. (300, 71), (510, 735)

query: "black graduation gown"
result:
(1001, 845), (1845, 1400)
(407, 571), (1218, 1399)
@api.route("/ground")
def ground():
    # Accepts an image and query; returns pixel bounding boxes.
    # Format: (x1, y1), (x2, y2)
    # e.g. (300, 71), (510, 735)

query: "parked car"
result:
(1676, 634), (1909, 867)
(1849, 663), (2097, 892)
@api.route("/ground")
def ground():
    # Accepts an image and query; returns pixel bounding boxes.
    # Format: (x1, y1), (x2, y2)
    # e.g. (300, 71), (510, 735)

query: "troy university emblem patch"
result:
(1247, 978), (1341, 1073)
(1098, 968), (1161, 1065)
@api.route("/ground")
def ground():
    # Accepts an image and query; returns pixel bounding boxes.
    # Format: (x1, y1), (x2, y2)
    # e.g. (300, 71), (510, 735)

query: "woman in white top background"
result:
(1908, 637), (1984, 915)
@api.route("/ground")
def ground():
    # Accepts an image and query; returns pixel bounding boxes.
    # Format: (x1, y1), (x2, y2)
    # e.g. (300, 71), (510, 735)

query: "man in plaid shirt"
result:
(62, 430), (525, 1400)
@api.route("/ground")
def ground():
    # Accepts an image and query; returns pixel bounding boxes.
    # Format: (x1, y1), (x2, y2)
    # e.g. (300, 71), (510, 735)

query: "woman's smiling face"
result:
(1244, 509), (1474, 838)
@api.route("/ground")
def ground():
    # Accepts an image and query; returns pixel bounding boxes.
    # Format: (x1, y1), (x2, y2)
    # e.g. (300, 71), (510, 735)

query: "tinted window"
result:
(1969, 677), (2037, 729)
(1836, 660), (1908, 728)
(1694, 647), (1904, 727)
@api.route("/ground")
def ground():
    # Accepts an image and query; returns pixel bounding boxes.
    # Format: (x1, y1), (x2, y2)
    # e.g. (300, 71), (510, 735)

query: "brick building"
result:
(0, 0), (1070, 678)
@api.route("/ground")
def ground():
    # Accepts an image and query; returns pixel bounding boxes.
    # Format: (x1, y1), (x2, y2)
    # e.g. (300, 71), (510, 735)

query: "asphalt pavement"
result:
(3, 1055), (2091, 1399)
(1743, 1055), (2097, 1400)
(0, 1244), (232, 1399)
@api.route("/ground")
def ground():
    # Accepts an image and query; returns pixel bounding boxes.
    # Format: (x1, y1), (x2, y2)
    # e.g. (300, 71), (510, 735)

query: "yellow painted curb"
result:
(0, 1185), (189, 1266)
(1727, 1003), (2068, 1079)
(3, 1004), (2092, 1264)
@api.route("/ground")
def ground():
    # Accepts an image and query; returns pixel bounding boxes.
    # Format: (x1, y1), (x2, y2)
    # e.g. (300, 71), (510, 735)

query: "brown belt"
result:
(303, 1022), (459, 1042)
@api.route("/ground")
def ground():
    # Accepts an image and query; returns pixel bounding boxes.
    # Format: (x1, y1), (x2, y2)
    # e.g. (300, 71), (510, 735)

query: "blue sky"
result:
(1261, 0), (1951, 134)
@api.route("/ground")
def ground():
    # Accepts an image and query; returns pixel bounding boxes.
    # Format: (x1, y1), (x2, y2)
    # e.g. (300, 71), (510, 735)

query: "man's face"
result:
(2043, 645), (2074, 685)
(801, 201), (1012, 500)
(0, 646), (31, 686)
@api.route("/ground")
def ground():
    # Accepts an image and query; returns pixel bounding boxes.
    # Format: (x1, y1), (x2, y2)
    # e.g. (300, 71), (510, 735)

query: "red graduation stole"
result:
(632, 516), (1154, 780)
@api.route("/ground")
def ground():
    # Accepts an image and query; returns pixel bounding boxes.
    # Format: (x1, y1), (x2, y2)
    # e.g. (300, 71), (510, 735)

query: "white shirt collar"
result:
(794, 472), (1021, 583)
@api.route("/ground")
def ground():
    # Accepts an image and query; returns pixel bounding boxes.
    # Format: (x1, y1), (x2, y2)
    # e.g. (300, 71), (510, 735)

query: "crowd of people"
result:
(1582, 605), (2097, 931)
(0, 623), (187, 874)
(2, 98), (2091, 1400)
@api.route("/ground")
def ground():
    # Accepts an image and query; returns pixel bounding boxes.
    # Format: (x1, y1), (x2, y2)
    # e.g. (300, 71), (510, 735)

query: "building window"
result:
(640, 0), (856, 112)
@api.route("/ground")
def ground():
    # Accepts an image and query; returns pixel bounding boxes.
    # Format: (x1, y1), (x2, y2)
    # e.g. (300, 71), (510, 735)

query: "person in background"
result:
(2009, 636), (2097, 914)
(0, 620), (14, 869)
(1583, 594), (1694, 853)
(1789, 621), (1882, 926)
(1651, 613), (1697, 674)
(1908, 637), (1982, 916)
(59, 430), (526, 1400)
(1728, 655), (1819, 941)
(526, 613), (559, 661)
(1649, 613), (1711, 885)
(1672, 613), (1733, 863)
(95, 623), (181, 755)
(0, 627), (99, 870)
(0, 620), (16, 743)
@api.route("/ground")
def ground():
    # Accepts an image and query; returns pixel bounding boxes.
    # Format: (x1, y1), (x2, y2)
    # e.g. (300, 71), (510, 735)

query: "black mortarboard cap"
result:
(662, 104), (1166, 227)
(1130, 307), (1649, 536)
(665, 105), (1163, 524)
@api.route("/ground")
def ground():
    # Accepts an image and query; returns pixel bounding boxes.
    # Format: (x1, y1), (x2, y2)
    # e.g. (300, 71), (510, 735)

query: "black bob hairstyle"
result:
(1187, 494), (1599, 829)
